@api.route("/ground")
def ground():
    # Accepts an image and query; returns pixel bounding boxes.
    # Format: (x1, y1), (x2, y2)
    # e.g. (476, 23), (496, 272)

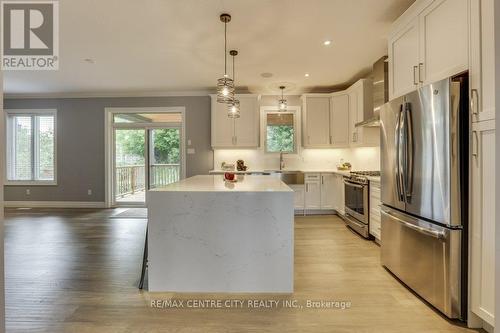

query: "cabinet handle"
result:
(330, 135), (333, 145)
(471, 89), (479, 115)
(321, 176), (324, 185)
(418, 63), (424, 83)
(472, 130), (479, 158)
(413, 65), (418, 86)
(306, 183), (309, 192)
(235, 136), (237, 145)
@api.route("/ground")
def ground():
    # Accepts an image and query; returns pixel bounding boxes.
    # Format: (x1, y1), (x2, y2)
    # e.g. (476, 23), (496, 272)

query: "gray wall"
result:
(4, 96), (213, 202)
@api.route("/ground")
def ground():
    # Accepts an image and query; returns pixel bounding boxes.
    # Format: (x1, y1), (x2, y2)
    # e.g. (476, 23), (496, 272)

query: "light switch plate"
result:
(187, 148), (195, 154)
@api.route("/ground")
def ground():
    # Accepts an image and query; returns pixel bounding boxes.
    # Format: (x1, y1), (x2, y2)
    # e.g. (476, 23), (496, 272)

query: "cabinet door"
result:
(330, 94), (349, 147)
(388, 17), (420, 99)
(304, 97), (331, 147)
(348, 90), (358, 145)
(320, 174), (336, 209)
(369, 181), (381, 240)
(234, 96), (259, 147)
(470, 0), (495, 123)
(419, 0), (468, 85)
(335, 174), (345, 216)
(211, 95), (234, 147)
(470, 120), (495, 326)
(305, 174), (321, 209)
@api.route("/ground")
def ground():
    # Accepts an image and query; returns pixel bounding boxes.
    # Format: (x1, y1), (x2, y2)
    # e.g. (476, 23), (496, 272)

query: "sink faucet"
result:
(280, 152), (285, 170)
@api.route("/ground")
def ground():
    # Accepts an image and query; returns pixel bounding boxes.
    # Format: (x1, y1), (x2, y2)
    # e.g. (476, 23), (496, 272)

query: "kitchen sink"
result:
(263, 170), (304, 185)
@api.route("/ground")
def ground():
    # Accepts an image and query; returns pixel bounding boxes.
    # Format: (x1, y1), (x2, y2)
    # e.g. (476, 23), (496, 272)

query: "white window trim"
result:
(5, 109), (58, 186)
(260, 106), (301, 156)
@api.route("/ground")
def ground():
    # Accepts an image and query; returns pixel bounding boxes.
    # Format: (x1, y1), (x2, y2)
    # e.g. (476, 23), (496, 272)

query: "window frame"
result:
(260, 106), (301, 156)
(5, 109), (58, 186)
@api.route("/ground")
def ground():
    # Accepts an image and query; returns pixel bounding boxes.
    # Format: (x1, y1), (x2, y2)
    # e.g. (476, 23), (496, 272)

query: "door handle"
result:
(413, 65), (418, 86)
(404, 102), (414, 201)
(472, 130), (479, 158)
(395, 104), (404, 201)
(470, 89), (479, 115)
(418, 63), (424, 83)
(381, 209), (445, 240)
(343, 179), (364, 189)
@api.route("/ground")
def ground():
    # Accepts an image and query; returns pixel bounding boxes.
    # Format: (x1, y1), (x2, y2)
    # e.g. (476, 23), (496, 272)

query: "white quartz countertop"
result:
(149, 175), (293, 192)
(209, 169), (352, 176)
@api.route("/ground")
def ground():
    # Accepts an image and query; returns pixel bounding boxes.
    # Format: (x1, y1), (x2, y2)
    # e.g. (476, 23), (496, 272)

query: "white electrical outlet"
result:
(88, 189), (92, 195)
(26, 189), (30, 195)
(187, 139), (192, 146)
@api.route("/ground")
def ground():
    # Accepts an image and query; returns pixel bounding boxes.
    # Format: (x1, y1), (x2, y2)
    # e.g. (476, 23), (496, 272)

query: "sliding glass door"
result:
(114, 129), (147, 204)
(112, 112), (183, 206)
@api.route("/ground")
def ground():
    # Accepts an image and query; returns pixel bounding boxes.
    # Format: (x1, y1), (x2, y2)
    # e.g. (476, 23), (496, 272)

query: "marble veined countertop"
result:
(149, 175), (293, 192)
(209, 169), (352, 176)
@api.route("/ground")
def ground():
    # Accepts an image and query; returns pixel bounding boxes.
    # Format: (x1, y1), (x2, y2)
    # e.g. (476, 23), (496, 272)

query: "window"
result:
(6, 110), (57, 184)
(265, 112), (296, 153)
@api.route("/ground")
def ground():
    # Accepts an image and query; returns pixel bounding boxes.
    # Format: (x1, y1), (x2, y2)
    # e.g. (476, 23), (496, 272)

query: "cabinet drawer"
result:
(305, 173), (321, 181)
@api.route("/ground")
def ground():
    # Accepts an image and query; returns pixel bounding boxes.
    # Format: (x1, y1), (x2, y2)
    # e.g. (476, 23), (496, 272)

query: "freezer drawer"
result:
(380, 206), (463, 319)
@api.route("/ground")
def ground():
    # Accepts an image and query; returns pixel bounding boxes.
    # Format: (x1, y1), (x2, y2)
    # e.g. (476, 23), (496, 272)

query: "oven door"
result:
(343, 179), (368, 224)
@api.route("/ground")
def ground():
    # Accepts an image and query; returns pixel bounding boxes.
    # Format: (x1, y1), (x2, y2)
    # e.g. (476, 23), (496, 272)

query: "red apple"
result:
(224, 172), (235, 181)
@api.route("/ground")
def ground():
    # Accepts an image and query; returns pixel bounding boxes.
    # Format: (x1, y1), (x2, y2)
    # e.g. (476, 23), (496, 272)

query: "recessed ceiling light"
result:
(304, 73), (310, 77)
(83, 58), (95, 64)
(323, 40), (332, 46)
(261, 72), (273, 78)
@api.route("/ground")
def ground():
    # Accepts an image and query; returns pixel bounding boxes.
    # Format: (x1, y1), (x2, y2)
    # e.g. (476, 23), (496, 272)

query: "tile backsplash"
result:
(213, 147), (380, 171)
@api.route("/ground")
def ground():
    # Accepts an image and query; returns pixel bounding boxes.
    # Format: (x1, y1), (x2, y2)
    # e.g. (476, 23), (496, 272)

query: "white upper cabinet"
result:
(302, 79), (377, 148)
(330, 93), (350, 147)
(470, 0), (495, 122)
(302, 96), (331, 147)
(234, 95), (259, 147)
(388, 0), (469, 100)
(418, 0), (468, 85)
(388, 17), (420, 99)
(211, 94), (259, 148)
(211, 95), (235, 148)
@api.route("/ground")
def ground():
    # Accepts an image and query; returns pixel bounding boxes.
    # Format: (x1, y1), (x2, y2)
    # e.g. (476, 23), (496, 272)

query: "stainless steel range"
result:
(343, 171), (380, 238)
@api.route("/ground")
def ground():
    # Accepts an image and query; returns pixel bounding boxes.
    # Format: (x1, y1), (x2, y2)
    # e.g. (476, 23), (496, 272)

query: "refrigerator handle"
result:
(395, 104), (404, 201)
(404, 102), (414, 202)
(381, 209), (446, 240)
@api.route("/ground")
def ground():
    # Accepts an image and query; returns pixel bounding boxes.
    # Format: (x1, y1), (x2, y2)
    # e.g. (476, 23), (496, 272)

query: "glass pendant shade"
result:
(279, 99), (287, 111)
(278, 86), (287, 111)
(217, 76), (235, 103)
(227, 99), (240, 118)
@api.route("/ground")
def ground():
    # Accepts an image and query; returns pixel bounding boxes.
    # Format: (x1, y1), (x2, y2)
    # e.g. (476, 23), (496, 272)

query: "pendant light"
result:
(216, 13), (235, 103)
(228, 50), (240, 118)
(278, 86), (287, 111)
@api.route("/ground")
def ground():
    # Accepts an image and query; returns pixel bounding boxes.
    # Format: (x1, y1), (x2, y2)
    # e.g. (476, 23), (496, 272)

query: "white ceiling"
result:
(4, 0), (414, 96)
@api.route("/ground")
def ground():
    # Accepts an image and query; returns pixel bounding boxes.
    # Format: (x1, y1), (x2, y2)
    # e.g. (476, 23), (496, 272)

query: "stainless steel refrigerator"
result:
(380, 74), (468, 320)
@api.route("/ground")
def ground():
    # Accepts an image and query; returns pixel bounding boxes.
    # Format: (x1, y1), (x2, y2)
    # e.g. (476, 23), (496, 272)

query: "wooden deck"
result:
(4, 209), (481, 332)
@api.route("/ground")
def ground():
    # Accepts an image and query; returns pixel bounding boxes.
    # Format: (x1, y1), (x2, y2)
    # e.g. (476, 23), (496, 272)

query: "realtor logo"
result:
(1, 1), (59, 70)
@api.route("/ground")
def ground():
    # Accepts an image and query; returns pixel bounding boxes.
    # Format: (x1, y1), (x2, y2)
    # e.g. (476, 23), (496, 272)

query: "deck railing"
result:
(116, 164), (180, 198)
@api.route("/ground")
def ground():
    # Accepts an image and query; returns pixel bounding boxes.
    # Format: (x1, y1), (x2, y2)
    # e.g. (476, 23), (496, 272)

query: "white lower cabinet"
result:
(332, 173), (345, 216)
(302, 173), (345, 215)
(369, 181), (381, 241)
(320, 174), (336, 209)
(305, 174), (321, 210)
(470, 120), (495, 326)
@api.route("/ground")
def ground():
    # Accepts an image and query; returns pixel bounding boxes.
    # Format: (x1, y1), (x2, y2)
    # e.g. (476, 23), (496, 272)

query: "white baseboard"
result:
(4, 201), (106, 209)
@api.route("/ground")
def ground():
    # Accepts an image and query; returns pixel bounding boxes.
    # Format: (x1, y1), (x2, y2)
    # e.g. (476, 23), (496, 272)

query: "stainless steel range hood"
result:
(355, 56), (388, 128)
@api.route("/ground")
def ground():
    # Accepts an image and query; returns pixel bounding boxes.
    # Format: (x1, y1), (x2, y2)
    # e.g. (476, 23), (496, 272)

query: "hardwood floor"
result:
(4, 208), (481, 332)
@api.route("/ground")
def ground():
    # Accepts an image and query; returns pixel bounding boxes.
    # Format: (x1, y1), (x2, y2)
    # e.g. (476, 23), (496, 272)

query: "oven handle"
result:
(343, 179), (365, 189)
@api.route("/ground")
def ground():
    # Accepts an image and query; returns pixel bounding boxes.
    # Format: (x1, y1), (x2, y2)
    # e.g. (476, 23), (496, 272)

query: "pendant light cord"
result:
(224, 22), (227, 75)
(232, 54), (235, 84)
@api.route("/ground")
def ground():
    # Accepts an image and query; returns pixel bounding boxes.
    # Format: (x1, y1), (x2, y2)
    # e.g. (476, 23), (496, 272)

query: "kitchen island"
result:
(147, 175), (294, 293)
